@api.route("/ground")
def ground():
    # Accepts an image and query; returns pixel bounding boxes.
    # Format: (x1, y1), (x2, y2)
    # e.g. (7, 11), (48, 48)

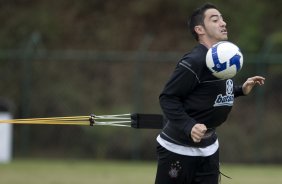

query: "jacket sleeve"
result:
(159, 63), (199, 138)
(234, 85), (245, 97)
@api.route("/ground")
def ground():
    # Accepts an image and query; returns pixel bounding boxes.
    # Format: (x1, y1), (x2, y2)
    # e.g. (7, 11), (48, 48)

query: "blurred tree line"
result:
(0, 0), (281, 162)
(1, 0), (282, 50)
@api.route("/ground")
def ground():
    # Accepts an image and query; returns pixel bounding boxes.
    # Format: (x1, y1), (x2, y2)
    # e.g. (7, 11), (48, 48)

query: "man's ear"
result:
(194, 25), (205, 35)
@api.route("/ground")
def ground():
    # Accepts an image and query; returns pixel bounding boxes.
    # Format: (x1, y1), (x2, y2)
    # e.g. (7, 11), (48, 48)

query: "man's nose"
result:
(220, 20), (227, 27)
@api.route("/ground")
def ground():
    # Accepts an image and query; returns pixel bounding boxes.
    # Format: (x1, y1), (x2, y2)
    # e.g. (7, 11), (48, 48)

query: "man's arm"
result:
(159, 64), (199, 139)
(242, 76), (265, 95)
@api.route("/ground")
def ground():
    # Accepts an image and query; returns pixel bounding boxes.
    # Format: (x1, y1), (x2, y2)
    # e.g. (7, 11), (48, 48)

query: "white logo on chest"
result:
(213, 79), (234, 107)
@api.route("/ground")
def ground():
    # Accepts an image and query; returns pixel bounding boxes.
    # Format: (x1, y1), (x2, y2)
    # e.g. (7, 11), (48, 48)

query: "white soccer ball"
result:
(206, 41), (243, 79)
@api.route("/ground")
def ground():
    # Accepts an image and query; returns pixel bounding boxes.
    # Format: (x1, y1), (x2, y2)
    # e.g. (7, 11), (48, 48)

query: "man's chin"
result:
(222, 35), (228, 40)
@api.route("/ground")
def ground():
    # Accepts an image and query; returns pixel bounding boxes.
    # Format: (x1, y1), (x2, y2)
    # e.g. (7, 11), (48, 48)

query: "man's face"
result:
(202, 8), (228, 43)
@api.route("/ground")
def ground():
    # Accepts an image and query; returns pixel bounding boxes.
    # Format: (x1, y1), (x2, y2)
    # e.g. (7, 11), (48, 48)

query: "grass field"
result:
(1, 159), (282, 184)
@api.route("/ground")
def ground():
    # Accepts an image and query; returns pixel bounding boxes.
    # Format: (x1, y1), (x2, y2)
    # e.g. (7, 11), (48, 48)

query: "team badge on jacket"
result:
(213, 79), (234, 107)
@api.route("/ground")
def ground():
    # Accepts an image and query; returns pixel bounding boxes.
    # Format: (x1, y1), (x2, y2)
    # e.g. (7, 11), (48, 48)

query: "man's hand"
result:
(242, 76), (265, 95)
(191, 124), (207, 143)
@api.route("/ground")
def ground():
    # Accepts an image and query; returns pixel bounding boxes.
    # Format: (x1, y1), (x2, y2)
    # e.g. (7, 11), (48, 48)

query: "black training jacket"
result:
(159, 44), (244, 148)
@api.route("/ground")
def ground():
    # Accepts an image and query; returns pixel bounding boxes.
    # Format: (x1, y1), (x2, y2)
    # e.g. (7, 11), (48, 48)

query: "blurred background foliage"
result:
(1, 0), (281, 51)
(0, 0), (281, 163)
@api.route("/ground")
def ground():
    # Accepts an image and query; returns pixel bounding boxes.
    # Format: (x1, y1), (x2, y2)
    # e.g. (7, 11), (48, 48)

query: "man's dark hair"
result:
(188, 3), (218, 41)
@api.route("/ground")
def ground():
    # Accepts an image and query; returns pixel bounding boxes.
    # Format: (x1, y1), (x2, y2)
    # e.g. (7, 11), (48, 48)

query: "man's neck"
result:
(198, 39), (215, 49)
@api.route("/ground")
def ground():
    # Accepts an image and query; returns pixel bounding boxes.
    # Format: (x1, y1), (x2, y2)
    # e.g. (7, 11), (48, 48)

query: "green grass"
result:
(0, 159), (156, 184)
(220, 164), (282, 184)
(1, 159), (282, 184)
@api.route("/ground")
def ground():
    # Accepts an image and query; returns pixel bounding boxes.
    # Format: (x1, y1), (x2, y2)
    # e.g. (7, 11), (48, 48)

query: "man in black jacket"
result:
(155, 3), (265, 184)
